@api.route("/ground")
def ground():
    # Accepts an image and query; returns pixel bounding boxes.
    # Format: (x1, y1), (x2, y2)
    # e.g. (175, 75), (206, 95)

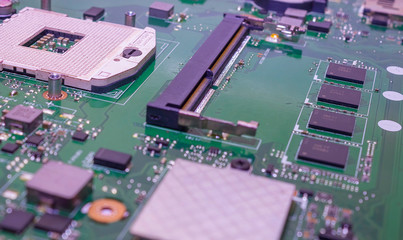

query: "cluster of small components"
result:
(0, 1), (177, 234)
(29, 32), (80, 54)
(0, 104), (136, 236)
(360, 141), (377, 182)
(135, 135), (173, 158)
(302, 199), (355, 240)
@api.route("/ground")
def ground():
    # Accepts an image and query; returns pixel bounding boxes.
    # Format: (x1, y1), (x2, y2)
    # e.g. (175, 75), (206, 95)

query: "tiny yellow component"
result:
(270, 33), (279, 39)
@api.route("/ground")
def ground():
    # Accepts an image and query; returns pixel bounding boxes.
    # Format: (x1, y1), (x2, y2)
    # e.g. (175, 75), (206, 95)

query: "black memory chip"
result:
(34, 213), (71, 234)
(308, 109), (356, 136)
(318, 84), (362, 109)
(297, 138), (349, 168)
(326, 63), (366, 85)
(93, 148), (132, 170)
(0, 209), (34, 234)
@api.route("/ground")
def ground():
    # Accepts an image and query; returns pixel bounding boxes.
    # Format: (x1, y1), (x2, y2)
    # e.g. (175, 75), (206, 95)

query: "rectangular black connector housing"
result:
(146, 15), (248, 130)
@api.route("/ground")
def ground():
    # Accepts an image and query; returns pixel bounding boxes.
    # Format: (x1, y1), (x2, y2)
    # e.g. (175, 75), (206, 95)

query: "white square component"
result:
(130, 159), (296, 240)
(0, 7), (156, 92)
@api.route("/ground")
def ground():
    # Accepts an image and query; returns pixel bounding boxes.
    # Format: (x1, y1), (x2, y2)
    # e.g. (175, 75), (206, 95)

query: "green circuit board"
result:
(0, 0), (402, 239)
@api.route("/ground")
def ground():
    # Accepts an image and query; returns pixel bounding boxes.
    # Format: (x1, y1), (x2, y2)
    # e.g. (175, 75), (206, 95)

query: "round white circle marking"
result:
(383, 91), (403, 101)
(378, 120), (402, 132)
(386, 66), (403, 75)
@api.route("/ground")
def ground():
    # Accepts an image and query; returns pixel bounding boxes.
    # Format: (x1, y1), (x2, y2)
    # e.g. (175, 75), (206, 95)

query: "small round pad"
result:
(88, 199), (127, 224)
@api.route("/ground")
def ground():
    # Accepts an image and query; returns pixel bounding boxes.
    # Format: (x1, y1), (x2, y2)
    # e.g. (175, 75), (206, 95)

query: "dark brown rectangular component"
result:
(307, 21), (332, 33)
(298, 138), (349, 168)
(94, 148), (132, 170)
(34, 214), (72, 234)
(326, 63), (366, 84)
(83, 7), (105, 21)
(4, 105), (43, 134)
(318, 84), (361, 109)
(308, 109), (356, 136)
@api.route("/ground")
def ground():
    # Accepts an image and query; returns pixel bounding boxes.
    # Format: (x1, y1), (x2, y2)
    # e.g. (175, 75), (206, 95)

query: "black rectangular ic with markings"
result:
(297, 138), (349, 168)
(308, 109), (356, 136)
(326, 63), (366, 85)
(318, 84), (362, 109)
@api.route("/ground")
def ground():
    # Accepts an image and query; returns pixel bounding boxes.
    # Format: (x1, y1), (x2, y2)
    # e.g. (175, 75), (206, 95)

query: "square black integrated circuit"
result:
(26, 135), (44, 146)
(34, 213), (71, 234)
(318, 84), (362, 109)
(326, 63), (367, 85)
(93, 148), (132, 170)
(1, 143), (20, 154)
(72, 130), (89, 142)
(308, 109), (356, 136)
(297, 138), (349, 168)
(0, 209), (34, 234)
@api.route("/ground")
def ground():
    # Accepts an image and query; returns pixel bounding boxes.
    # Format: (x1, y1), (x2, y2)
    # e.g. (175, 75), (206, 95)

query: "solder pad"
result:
(0, 7), (156, 92)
